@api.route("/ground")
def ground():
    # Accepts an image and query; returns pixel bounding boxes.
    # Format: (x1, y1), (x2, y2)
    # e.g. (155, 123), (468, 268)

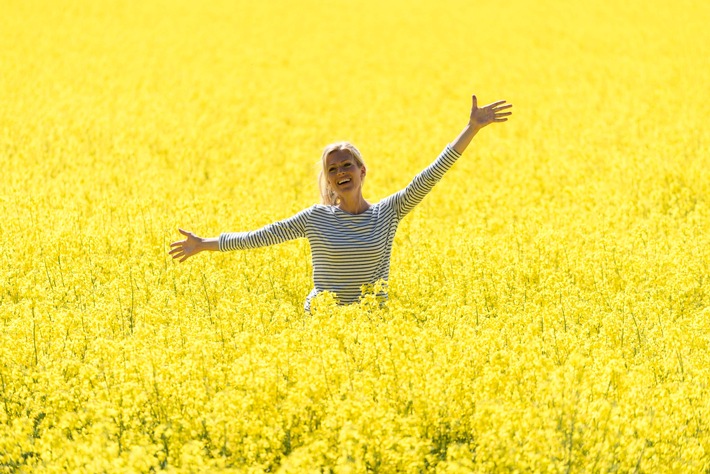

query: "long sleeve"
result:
(219, 207), (311, 251)
(385, 145), (461, 220)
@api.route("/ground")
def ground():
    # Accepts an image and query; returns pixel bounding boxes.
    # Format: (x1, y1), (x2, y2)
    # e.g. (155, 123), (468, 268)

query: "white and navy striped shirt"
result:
(219, 145), (461, 310)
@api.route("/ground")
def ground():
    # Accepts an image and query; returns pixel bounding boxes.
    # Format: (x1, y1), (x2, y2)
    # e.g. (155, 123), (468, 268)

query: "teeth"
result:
(338, 179), (350, 185)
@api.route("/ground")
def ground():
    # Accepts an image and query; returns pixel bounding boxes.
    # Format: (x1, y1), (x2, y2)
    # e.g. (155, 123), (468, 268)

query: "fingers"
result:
(486, 100), (509, 109)
(169, 245), (185, 260)
(471, 96), (512, 126)
(169, 239), (188, 262)
(492, 104), (512, 112)
(471, 96), (512, 111)
(488, 101), (512, 122)
(170, 229), (194, 262)
(169, 247), (190, 262)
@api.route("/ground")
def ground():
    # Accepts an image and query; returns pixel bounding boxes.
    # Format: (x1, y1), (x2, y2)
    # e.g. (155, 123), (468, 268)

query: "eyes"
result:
(328, 162), (353, 173)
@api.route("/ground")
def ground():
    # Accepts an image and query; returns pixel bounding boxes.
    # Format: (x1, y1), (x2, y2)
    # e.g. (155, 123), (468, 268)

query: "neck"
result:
(337, 193), (370, 214)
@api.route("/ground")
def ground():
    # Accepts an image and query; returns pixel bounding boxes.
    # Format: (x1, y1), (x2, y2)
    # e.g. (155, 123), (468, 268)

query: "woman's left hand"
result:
(469, 95), (512, 129)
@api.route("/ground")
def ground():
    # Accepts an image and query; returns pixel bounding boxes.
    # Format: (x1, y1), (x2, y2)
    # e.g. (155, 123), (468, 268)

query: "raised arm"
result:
(386, 94), (512, 219)
(450, 95), (512, 154)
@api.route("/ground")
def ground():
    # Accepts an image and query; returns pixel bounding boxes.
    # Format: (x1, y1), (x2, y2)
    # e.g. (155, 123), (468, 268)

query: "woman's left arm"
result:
(450, 95), (512, 154)
(384, 94), (511, 220)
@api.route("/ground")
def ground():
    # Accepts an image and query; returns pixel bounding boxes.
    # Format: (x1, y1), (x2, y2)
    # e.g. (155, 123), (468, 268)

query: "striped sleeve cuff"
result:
(219, 232), (242, 252)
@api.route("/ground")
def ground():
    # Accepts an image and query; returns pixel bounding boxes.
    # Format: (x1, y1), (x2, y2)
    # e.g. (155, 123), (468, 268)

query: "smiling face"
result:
(325, 149), (366, 202)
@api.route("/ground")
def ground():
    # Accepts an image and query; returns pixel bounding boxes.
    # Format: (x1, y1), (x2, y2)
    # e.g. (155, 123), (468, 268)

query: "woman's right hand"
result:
(169, 228), (206, 262)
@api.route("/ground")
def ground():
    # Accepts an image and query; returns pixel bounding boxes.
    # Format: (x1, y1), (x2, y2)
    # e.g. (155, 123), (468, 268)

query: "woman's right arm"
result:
(169, 207), (311, 262)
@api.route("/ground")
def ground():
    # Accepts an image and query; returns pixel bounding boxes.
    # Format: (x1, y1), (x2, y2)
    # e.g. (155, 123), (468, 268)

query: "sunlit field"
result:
(2, 0), (709, 471)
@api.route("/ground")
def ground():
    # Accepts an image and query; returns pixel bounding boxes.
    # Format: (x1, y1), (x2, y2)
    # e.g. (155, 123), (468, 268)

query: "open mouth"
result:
(337, 178), (351, 185)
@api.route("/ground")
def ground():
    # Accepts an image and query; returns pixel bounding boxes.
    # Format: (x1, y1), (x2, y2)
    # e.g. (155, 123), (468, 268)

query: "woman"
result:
(170, 94), (512, 311)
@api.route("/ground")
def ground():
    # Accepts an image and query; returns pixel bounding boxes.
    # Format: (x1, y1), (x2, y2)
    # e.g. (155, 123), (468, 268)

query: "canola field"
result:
(2, 0), (710, 471)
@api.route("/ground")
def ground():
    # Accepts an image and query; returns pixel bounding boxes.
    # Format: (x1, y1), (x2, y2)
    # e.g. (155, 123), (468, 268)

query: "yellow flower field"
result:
(2, 0), (709, 471)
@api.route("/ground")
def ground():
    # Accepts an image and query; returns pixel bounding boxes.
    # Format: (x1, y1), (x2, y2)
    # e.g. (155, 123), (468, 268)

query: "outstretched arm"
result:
(170, 229), (218, 263)
(450, 95), (512, 154)
(170, 207), (311, 262)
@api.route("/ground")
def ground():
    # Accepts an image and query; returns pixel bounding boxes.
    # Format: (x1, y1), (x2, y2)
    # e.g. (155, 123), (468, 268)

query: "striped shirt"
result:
(219, 145), (462, 310)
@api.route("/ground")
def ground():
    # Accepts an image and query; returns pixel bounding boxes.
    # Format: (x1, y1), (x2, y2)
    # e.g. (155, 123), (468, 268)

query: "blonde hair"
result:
(318, 142), (366, 205)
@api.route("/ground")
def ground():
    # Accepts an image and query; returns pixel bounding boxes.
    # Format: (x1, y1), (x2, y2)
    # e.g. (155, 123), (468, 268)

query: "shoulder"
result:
(305, 204), (339, 222)
(294, 204), (330, 215)
(310, 204), (336, 214)
(375, 194), (397, 209)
